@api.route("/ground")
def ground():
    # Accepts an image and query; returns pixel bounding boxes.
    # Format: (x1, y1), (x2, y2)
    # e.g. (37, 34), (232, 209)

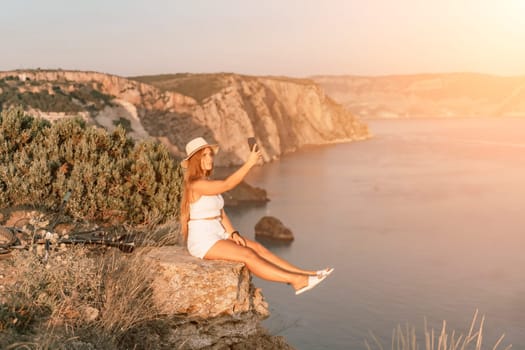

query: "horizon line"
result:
(1, 68), (525, 79)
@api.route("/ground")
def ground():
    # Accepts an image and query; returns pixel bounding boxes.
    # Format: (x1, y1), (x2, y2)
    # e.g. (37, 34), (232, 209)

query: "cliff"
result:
(144, 246), (269, 319)
(0, 206), (293, 349)
(0, 70), (369, 166)
(139, 246), (293, 349)
(313, 73), (525, 119)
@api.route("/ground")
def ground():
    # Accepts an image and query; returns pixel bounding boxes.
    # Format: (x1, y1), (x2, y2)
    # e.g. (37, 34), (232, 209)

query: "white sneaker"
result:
(317, 267), (334, 278)
(295, 274), (328, 295)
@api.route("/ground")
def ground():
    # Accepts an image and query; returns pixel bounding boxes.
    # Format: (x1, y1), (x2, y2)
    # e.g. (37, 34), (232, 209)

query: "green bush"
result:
(113, 117), (133, 133)
(0, 107), (183, 225)
(70, 86), (115, 109)
(0, 88), (83, 113)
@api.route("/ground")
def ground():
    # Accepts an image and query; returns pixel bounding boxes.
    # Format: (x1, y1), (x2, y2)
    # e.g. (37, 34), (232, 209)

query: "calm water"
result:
(228, 118), (525, 350)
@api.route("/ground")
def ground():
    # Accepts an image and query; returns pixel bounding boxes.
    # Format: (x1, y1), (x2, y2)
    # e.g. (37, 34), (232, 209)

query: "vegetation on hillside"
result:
(130, 72), (229, 103)
(0, 107), (183, 225)
(0, 107), (186, 349)
(0, 75), (115, 114)
(130, 72), (317, 103)
(258, 75), (316, 85)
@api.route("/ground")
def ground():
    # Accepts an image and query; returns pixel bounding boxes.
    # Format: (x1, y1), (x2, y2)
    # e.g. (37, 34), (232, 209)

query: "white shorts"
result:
(187, 219), (228, 259)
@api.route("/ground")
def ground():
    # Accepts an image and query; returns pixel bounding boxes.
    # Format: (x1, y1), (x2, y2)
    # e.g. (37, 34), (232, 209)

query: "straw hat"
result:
(180, 137), (219, 168)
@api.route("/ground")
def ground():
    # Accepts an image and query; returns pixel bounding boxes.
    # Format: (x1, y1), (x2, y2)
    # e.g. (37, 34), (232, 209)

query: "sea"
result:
(227, 117), (525, 350)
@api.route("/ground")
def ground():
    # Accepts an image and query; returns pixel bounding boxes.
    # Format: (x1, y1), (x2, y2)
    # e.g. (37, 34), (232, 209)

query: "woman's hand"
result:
(246, 144), (262, 167)
(230, 231), (247, 246)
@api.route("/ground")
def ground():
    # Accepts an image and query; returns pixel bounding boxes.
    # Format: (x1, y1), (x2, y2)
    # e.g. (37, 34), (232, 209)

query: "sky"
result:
(1, 0), (524, 77)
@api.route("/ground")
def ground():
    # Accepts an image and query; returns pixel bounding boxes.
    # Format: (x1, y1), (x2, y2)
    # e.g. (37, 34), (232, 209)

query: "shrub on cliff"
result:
(0, 107), (183, 225)
(0, 77), (116, 113)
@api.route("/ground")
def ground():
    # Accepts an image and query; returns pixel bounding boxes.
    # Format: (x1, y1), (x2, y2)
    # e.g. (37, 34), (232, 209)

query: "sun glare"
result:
(499, 1), (525, 28)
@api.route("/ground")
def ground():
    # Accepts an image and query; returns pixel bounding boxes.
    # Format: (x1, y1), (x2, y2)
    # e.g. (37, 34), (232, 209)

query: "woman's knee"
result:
(205, 240), (256, 261)
(208, 242), (259, 263)
(238, 246), (259, 262)
(249, 241), (268, 255)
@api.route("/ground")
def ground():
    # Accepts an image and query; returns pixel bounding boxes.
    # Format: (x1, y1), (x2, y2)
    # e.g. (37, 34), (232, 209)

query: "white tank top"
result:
(189, 194), (224, 220)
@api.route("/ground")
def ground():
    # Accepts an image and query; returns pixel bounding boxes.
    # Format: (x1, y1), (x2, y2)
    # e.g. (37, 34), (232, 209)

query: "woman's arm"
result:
(221, 209), (235, 234)
(191, 146), (261, 196)
(221, 209), (246, 246)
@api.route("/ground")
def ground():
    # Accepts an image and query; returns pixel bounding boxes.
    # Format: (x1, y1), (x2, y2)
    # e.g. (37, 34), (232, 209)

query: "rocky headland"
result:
(0, 69), (369, 205)
(313, 73), (525, 119)
(0, 70), (369, 166)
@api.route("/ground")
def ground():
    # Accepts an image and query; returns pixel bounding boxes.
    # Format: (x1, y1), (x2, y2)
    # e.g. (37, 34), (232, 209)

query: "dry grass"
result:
(365, 310), (512, 350)
(0, 233), (171, 349)
(95, 247), (158, 336)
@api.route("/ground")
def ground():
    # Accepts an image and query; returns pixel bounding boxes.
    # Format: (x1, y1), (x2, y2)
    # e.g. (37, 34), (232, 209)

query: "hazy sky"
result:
(1, 0), (524, 77)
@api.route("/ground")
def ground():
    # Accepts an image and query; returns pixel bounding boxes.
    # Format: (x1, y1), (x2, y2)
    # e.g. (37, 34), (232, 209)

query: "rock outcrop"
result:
(254, 216), (294, 242)
(182, 75), (369, 166)
(136, 246), (290, 349)
(313, 73), (525, 119)
(0, 70), (369, 166)
(144, 246), (269, 319)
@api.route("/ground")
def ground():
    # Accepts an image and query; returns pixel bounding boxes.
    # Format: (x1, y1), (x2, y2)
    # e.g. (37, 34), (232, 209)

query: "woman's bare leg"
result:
(204, 240), (307, 290)
(244, 238), (319, 276)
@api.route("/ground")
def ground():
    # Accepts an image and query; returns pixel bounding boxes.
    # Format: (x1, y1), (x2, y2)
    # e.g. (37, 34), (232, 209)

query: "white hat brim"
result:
(180, 144), (219, 168)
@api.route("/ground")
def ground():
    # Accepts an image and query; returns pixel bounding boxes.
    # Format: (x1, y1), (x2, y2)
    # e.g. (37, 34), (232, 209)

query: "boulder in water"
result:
(254, 216), (294, 242)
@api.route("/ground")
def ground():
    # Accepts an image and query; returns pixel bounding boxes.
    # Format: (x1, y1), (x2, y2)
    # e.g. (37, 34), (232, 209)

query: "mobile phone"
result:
(247, 137), (257, 150)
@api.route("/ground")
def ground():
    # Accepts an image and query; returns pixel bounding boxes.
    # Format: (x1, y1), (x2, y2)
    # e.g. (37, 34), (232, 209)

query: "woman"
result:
(180, 137), (333, 295)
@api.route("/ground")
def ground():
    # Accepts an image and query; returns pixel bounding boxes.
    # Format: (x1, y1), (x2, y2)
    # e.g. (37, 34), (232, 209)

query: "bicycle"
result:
(0, 191), (135, 257)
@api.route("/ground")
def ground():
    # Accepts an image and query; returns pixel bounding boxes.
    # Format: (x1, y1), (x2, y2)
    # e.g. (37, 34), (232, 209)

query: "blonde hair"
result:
(180, 147), (213, 241)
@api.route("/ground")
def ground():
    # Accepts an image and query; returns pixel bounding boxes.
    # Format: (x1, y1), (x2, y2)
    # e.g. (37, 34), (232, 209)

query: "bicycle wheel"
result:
(0, 227), (17, 254)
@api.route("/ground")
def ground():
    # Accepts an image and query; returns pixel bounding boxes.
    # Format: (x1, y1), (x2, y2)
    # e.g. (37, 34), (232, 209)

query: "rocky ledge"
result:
(134, 246), (292, 349)
(144, 246), (269, 318)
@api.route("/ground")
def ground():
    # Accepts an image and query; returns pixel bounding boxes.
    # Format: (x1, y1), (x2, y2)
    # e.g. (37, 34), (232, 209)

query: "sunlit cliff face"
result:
(200, 147), (214, 172)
